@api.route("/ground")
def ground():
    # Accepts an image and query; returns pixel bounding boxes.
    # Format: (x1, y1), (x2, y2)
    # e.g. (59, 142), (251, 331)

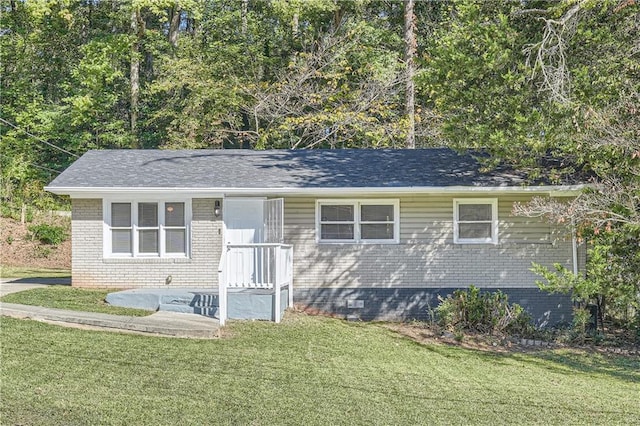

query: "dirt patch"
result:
(0, 216), (71, 269)
(385, 322), (640, 356)
(385, 322), (532, 353)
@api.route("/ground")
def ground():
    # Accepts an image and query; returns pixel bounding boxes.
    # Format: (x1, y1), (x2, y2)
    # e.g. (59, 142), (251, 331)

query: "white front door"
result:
(224, 198), (264, 244)
(223, 198), (264, 286)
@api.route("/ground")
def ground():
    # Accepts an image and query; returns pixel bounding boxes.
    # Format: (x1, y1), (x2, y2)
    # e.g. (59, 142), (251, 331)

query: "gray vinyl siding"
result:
(401, 195), (553, 243)
(71, 198), (221, 288)
(284, 194), (581, 290)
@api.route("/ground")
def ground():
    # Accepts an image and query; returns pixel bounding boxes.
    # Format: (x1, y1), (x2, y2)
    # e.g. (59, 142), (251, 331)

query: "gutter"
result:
(572, 219), (579, 275)
(44, 184), (588, 198)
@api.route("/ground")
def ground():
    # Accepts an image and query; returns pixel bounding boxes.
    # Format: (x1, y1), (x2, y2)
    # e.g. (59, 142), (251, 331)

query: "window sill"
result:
(103, 257), (191, 264)
(454, 241), (499, 246)
(317, 240), (400, 245)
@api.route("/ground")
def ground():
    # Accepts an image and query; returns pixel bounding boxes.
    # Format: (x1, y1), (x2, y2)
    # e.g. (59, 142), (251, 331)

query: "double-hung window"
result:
(453, 198), (498, 244)
(105, 200), (190, 257)
(164, 202), (187, 254)
(111, 203), (133, 253)
(138, 202), (159, 253)
(317, 200), (399, 243)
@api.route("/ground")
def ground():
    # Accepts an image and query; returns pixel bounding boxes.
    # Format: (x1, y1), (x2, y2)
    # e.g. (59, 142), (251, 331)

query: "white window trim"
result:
(103, 197), (192, 258)
(453, 198), (498, 245)
(316, 199), (400, 244)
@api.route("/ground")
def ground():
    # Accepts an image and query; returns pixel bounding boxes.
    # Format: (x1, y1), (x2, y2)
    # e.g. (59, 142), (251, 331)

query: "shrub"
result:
(27, 224), (67, 245)
(33, 246), (53, 258)
(571, 307), (592, 344)
(1, 202), (34, 222)
(435, 286), (533, 335)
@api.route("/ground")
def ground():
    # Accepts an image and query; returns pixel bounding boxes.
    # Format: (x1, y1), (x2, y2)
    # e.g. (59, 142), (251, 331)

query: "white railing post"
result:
(217, 248), (228, 326)
(274, 245), (281, 323)
(287, 246), (294, 309)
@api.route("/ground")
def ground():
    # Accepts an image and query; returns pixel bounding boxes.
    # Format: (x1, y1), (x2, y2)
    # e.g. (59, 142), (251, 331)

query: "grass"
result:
(1, 314), (639, 425)
(1, 266), (71, 279)
(0, 286), (152, 317)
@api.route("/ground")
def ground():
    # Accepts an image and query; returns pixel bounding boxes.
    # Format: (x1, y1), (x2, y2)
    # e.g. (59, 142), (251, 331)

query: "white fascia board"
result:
(45, 184), (587, 198)
(44, 187), (224, 198)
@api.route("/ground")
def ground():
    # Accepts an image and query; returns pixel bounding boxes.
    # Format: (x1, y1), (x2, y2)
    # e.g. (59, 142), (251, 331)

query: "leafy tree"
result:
(248, 19), (408, 149)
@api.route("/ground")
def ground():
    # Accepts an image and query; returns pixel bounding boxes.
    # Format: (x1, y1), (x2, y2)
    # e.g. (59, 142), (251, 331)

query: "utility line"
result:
(29, 163), (61, 174)
(0, 117), (79, 158)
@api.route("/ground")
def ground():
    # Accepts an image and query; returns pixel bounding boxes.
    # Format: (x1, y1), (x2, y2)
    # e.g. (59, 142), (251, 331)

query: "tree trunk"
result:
(404, 0), (416, 149)
(130, 7), (144, 146)
(333, 6), (344, 30)
(292, 12), (299, 39)
(241, 0), (248, 36)
(168, 5), (180, 49)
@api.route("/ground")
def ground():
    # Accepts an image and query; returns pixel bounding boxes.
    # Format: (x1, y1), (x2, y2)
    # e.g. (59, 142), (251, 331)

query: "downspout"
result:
(571, 219), (579, 276)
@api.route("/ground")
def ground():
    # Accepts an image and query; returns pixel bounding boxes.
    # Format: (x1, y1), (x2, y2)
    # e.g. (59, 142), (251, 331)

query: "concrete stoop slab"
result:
(106, 287), (289, 321)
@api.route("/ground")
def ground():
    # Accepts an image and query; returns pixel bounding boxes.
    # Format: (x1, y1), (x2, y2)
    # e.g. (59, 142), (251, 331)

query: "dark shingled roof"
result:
(47, 148), (548, 190)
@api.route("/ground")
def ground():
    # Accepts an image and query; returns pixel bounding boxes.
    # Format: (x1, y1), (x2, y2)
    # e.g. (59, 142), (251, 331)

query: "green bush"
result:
(33, 246), (53, 258)
(1, 202), (34, 222)
(27, 224), (67, 245)
(436, 286), (533, 335)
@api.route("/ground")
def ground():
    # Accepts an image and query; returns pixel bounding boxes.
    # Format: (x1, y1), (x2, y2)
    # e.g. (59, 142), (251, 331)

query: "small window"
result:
(320, 205), (355, 240)
(138, 202), (159, 254)
(360, 204), (394, 240)
(111, 203), (132, 254)
(165, 202), (186, 253)
(453, 199), (498, 244)
(317, 200), (399, 243)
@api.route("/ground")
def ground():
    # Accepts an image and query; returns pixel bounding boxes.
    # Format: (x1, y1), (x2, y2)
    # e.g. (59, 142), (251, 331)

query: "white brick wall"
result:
(71, 198), (221, 288)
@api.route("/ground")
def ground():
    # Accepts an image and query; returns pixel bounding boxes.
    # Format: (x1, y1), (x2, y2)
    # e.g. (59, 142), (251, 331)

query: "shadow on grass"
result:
(5, 277), (71, 285)
(512, 351), (640, 384)
(383, 326), (640, 384)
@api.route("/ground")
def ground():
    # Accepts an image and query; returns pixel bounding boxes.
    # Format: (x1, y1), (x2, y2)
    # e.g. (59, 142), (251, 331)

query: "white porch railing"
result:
(218, 243), (293, 326)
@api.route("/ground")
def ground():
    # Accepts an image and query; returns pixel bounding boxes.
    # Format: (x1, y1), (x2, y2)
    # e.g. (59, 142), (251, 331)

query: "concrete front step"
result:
(159, 293), (219, 308)
(158, 303), (219, 318)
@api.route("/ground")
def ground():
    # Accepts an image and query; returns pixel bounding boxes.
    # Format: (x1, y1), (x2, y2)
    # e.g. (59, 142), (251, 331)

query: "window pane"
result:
(321, 224), (354, 240)
(321, 205), (353, 222)
(361, 224), (394, 240)
(139, 230), (158, 253)
(112, 229), (131, 253)
(458, 204), (492, 221)
(459, 223), (492, 239)
(138, 203), (158, 227)
(361, 204), (394, 222)
(165, 202), (185, 227)
(111, 203), (131, 227)
(166, 229), (186, 253)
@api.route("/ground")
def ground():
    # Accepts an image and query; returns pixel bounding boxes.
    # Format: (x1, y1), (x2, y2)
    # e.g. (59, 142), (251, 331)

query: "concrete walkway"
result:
(0, 277), (69, 296)
(0, 279), (220, 338)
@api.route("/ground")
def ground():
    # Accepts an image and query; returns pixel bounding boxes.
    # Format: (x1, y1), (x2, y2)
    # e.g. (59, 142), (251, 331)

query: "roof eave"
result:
(45, 184), (588, 198)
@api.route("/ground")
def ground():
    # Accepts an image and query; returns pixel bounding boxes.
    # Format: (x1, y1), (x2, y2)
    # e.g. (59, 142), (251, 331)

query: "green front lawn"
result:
(2, 314), (638, 425)
(0, 286), (152, 317)
(1, 266), (71, 279)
